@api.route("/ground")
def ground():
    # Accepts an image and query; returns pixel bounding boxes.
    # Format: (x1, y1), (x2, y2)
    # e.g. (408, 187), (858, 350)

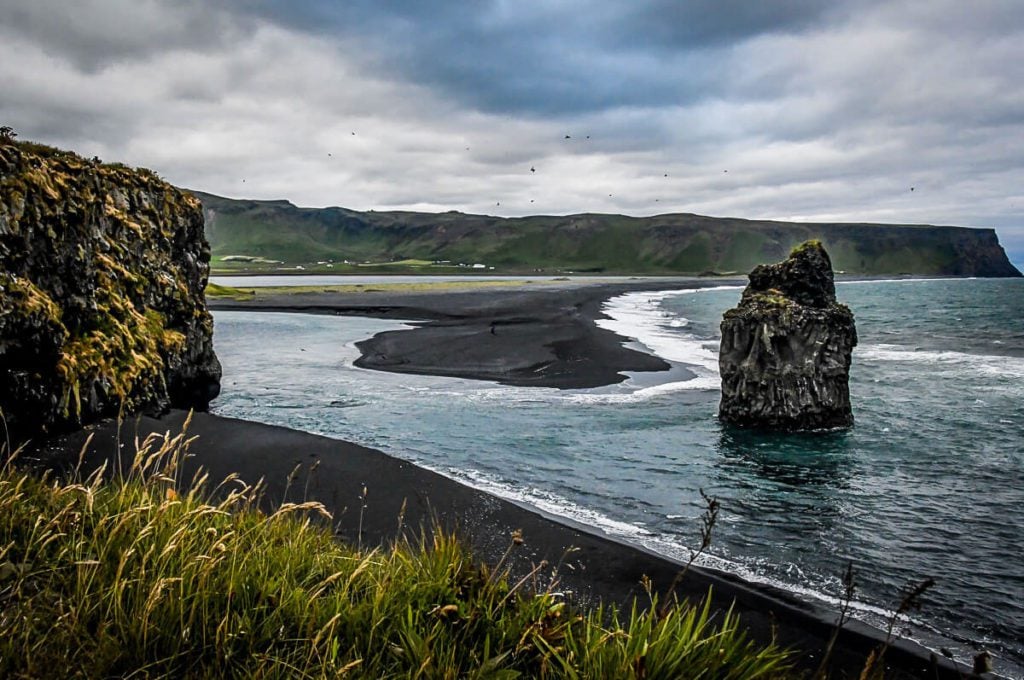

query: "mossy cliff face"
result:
(0, 140), (221, 439)
(719, 241), (857, 430)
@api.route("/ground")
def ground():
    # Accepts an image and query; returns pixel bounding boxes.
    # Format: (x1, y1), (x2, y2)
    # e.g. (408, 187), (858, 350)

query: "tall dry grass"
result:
(0, 418), (791, 678)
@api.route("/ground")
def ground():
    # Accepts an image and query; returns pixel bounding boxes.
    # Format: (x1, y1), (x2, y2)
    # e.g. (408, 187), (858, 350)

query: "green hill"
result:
(193, 191), (1022, 277)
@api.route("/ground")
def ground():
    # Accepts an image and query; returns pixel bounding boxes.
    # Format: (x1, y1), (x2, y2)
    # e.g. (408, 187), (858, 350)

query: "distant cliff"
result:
(0, 138), (221, 440)
(196, 191), (1021, 277)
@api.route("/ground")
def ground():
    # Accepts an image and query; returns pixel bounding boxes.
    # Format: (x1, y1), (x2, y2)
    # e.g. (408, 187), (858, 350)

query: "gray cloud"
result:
(0, 0), (1021, 257)
(609, 0), (844, 49)
(0, 0), (249, 71)
(250, 0), (834, 116)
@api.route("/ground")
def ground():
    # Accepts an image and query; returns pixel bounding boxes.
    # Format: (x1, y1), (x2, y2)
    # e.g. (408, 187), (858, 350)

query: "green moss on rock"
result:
(788, 238), (824, 258)
(0, 140), (221, 440)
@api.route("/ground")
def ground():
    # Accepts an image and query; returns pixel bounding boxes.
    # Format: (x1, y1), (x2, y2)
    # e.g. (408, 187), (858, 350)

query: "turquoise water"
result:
(210, 278), (1024, 677)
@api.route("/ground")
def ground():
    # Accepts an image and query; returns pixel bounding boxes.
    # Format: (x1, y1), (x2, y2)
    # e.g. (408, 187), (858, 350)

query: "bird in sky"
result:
(530, 166), (535, 173)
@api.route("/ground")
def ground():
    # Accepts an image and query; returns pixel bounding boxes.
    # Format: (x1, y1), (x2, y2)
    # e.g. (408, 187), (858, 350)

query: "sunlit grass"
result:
(0, 422), (792, 678)
(204, 282), (257, 300)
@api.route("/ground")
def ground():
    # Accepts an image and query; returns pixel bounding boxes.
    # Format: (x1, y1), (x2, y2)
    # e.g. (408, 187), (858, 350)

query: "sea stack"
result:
(718, 240), (857, 430)
(0, 137), (221, 441)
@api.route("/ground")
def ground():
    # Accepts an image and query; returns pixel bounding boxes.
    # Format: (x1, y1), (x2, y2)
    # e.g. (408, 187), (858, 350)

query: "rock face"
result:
(0, 138), (221, 441)
(719, 241), (856, 430)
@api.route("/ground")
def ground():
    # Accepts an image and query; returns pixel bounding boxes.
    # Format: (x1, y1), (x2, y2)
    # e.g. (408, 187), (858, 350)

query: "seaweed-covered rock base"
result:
(0, 137), (220, 440)
(719, 241), (857, 430)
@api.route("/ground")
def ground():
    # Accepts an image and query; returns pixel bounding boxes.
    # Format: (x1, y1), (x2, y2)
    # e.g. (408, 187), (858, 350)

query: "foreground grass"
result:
(0, 426), (791, 678)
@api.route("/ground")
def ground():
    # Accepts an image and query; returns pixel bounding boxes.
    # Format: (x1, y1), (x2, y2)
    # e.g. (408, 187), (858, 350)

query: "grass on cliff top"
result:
(0, 423), (791, 679)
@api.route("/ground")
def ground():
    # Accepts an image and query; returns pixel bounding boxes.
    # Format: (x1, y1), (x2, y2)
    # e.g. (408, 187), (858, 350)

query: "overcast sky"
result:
(2, 0), (1022, 261)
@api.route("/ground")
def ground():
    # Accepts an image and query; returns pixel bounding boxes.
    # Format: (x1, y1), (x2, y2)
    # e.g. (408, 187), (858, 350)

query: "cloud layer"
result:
(2, 0), (1022, 260)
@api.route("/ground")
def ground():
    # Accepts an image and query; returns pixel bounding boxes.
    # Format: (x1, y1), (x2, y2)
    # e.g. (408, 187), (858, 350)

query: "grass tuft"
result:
(0, 425), (792, 678)
(204, 282), (257, 300)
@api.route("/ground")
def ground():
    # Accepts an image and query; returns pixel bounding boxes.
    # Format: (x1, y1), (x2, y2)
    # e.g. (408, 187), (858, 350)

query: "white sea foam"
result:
(560, 377), (720, 405)
(434, 459), (918, 654)
(340, 323), (416, 368)
(427, 465), (656, 540)
(858, 343), (1024, 379)
(398, 454), (960, 668)
(595, 287), (742, 390)
(836, 278), (936, 286)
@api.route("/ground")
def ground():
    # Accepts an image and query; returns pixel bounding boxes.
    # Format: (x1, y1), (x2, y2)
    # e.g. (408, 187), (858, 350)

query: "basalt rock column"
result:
(718, 240), (857, 430)
(0, 137), (221, 441)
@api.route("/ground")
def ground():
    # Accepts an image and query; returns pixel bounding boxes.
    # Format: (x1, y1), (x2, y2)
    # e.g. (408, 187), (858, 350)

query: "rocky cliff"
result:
(0, 137), (221, 441)
(719, 241), (857, 430)
(196, 191), (1023, 277)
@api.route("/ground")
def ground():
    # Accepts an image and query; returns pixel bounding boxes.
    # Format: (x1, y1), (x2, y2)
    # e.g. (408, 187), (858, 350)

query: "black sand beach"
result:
(36, 410), (974, 679)
(36, 280), (981, 678)
(209, 279), (734, 388)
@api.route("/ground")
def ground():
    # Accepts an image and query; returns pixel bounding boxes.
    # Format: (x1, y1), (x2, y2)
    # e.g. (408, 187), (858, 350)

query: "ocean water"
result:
(210, 278), (1024, 677)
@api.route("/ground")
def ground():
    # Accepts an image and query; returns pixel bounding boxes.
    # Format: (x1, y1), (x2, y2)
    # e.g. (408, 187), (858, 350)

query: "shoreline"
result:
(201, 279), (1005, 677)
(34, 410), (975, 679)
(206, 274), (992, 390)
(208, 278), (740, 389)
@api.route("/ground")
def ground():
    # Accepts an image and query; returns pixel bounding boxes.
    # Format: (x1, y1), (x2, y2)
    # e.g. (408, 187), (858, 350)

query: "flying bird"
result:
(530, 166), (535, 173)
(910, 187), (915, 192)
(564, 135), (571, 139)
